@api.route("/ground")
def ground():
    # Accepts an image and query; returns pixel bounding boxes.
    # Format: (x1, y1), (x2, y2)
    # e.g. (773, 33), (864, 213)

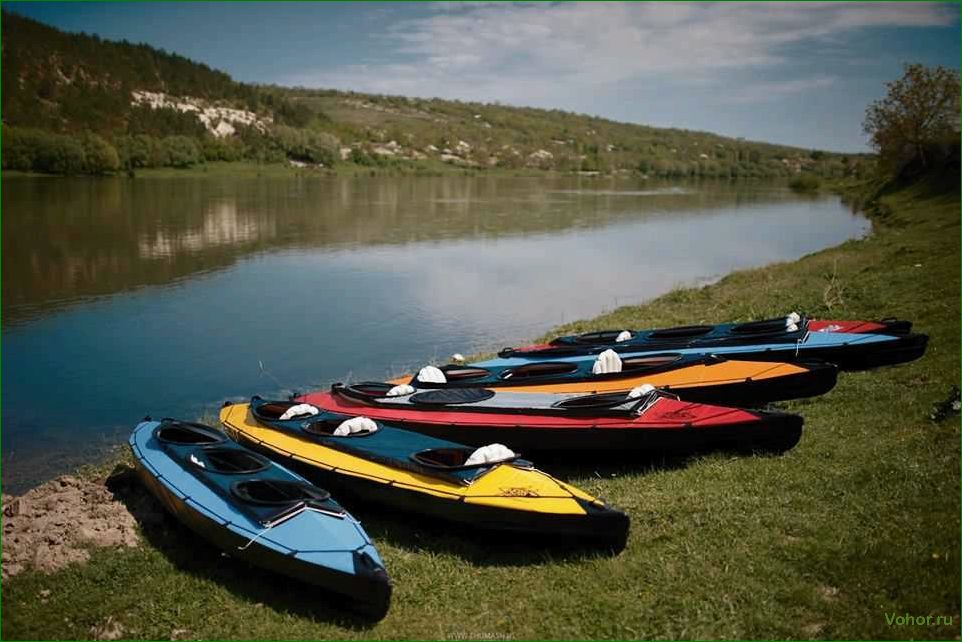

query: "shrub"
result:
(1, 127), (38, 170)
(161, 135), (202, 168)
(201, 136), (245, 162)
(789, 175), (821, 192)
(33, 133), (86, 174)
(115, 134), (157, 168)
(80, 132), (120, 174)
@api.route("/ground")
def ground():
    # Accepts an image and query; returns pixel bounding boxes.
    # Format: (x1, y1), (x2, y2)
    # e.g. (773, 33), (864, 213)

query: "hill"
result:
(1, 11), (867, 178)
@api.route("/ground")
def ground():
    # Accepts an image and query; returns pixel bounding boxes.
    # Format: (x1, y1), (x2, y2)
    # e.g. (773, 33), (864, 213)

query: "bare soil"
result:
(1, 473), (142, 578)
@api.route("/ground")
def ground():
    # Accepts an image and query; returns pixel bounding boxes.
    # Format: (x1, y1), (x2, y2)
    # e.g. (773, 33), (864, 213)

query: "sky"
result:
(7, 1), (960, 152)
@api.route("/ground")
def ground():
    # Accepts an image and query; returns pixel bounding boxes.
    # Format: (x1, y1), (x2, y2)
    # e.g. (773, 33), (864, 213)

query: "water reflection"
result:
(3, 175), (809, 325)
(138, 200), (268, 259)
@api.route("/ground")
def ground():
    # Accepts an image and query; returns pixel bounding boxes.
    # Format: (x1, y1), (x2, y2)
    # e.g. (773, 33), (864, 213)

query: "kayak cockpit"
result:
(188, 448), (271, 474)
(155, 421), (226, 445)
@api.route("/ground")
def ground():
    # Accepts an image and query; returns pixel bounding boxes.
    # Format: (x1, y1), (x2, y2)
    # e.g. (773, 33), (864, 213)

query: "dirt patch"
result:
(2, 473), (142, 578)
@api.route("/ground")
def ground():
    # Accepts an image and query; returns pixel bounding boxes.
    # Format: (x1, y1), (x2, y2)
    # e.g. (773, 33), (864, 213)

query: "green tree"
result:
(34, 134), (86, 174)
(80, 133), (120, 174)
(161, 136), (202, 168)
(1, 127), (37, 170)
(116, 134), (156, 168)
(201, 136), (245, 162)
(863, 63), (960, 172)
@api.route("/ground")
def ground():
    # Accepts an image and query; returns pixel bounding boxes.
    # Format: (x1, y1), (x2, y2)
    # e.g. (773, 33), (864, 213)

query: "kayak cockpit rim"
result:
(249, 397), (381, 438)
(230, 479), (346, 525)
(154, 420), (227, 445)
(549, 389), (662, 414)
(187, 447), (272, 475)
(410, 446), (520, 470)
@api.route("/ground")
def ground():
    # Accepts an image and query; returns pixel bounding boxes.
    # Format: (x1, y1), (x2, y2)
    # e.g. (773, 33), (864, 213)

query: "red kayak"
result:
(298, 384), (804, 454)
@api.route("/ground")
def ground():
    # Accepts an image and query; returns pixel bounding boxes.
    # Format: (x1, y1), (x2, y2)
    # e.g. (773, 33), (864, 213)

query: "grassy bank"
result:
(2, 176), (958, 640)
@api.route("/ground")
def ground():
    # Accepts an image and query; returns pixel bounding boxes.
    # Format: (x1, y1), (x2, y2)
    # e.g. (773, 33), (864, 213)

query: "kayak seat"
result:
(569, 330), (631, 345)
(190, 447), (271, 474)
(304, 418), (377, 438)
(647, 325), (713, 339)
(339, 382), (394, 398)
(155, 421), (226, 445)
(409, 388), (496, 406)
(501, 362), (578, 380)
(552, 391), (636, 410)
(231, 479), (332, 505)
(253, 401), (303, 420)
(411, 447), (518, 469)
(439, 365), (490, 381)
(622, 354), (684, 370)
(731, 317), (798, 334)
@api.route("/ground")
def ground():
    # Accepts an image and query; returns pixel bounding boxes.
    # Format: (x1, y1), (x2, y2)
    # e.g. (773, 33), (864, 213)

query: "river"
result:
(1, 174), (869, 492)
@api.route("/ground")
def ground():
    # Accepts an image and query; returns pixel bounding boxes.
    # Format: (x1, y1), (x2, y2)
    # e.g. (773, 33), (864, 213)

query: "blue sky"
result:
(8, 2), (960, 152)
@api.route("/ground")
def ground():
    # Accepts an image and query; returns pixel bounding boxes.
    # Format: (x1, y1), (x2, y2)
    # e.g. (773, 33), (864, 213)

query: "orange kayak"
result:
(386, 357), (837, 406)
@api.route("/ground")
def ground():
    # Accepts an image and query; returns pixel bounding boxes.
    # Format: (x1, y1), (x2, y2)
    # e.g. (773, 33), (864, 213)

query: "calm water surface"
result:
(1, 175), (869, 491)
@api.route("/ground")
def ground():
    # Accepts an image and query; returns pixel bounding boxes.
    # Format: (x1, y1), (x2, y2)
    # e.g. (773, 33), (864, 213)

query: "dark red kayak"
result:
(298, 384), (804, 454)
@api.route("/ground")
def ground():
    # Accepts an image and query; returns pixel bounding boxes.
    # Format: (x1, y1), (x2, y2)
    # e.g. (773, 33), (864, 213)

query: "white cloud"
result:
(717, 75), (839, 104)
(284, 2), (957, 107)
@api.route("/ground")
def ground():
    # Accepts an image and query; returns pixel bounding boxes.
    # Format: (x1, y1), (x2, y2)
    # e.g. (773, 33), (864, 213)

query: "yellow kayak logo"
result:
(500, 487), (540, 497)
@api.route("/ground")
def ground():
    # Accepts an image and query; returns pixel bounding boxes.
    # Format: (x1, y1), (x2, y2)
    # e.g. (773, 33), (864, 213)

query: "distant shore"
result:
(2, 160), (814, 181)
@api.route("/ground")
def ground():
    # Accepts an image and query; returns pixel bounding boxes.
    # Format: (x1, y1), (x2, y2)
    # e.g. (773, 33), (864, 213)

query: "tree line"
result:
(1, 125), (341, 175)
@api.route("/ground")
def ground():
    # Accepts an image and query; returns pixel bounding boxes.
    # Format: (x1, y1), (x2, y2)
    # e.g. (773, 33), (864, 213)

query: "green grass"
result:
(2, 176), (958, 640)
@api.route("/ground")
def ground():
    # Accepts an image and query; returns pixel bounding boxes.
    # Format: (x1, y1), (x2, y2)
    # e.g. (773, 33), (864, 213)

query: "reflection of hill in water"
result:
(2, 175), (809, 325)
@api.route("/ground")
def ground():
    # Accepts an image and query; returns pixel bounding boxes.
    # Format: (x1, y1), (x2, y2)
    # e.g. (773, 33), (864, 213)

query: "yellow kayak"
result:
(386, 357), (837, 405)
(220, 401), (630, 551)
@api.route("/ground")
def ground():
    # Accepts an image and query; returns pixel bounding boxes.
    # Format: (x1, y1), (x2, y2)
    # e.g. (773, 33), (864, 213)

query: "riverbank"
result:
(3, 159), (814, 181)
(2, 174), (958, 639)
(1, 160), (586, 179)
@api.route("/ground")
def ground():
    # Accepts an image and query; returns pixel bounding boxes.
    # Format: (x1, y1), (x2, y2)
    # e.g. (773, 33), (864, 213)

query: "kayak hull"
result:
(302, 389), (804, 455)
(705, 332), (929, 371)
(388, 359), (838, 406)
(360, 410), (803, 454)
(494, 331), (928, 371)
(653, 360), (837, 406)
(497, 315), (927, 369)
(129, 421), (391, 619)
(254, 457), (629, 552)
(220, 402), (631, 552)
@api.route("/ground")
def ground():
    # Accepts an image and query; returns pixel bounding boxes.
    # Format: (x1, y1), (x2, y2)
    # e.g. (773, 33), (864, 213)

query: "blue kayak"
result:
(129, 419), (391, 619)
(492, 328), (927, 371)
